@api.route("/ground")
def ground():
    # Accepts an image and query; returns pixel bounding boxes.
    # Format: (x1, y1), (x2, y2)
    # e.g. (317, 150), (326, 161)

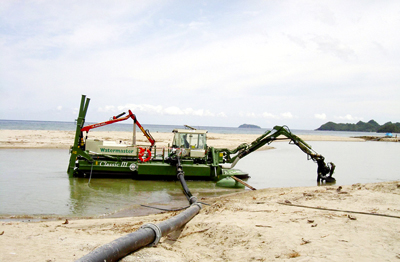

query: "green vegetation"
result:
(238, 124), (261, 129)
(377, 122), (400, 133)
(316, 120), (400, 133)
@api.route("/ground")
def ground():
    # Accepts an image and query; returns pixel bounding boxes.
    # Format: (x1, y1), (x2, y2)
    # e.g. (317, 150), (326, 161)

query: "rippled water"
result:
(0, 141), (399, 218)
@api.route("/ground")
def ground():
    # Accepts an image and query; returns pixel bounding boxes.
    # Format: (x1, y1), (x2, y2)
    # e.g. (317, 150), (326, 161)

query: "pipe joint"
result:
(189, 196), (198, 204)
(141, 223), (162, 246)
(191, 202), (202, 209)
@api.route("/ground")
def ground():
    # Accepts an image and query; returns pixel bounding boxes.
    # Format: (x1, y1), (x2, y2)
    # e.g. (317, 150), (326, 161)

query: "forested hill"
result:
(238, 124), (261, 129)
(316, 120), (400, 133)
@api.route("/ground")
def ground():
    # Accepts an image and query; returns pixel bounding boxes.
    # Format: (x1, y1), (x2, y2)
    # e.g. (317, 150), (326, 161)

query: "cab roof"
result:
(172, 129), (208, 134)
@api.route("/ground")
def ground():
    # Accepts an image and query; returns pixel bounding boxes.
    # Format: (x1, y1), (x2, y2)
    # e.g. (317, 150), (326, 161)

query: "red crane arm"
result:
(80, 110), (155, 147)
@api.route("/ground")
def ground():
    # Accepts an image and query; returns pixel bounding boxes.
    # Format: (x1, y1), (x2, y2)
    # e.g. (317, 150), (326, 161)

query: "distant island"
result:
(238, 124), (261, 129)
(316, 120), (400, 133)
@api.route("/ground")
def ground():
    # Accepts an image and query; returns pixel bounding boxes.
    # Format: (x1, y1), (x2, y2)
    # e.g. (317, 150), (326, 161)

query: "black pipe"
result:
(176, 155), (197, 204)
(177, 171), (197, 204)
(76, 154), (201, 262)
(75, 203), (201, 262)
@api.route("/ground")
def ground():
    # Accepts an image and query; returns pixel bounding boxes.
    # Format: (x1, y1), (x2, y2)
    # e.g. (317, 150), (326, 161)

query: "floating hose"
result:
(175, 155), (197, 204)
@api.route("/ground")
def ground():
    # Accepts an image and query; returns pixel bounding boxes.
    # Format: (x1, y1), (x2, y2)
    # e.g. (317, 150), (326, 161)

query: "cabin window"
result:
(197, 134), (205, 149)
(173, 133), (206, 149)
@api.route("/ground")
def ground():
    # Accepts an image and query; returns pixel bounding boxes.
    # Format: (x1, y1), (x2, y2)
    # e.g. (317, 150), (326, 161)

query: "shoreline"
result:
(1, 180), (399, 261)
(0, 129), (366, 149)
(2, 130), (399, 260)
(352, 135), (399, 142)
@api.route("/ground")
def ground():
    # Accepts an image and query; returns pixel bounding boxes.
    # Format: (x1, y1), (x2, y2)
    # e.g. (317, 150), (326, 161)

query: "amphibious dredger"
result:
(67, 95), (336, 188)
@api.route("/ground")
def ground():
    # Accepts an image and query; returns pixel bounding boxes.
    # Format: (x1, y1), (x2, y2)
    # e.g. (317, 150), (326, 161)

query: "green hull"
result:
(67, 95), (249, 188)
(76, 159), (218, 180)
(216, 177), (245, 188)
(74, 157), (248, 181)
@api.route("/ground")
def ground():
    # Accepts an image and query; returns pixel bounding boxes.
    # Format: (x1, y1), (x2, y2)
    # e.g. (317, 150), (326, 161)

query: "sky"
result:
(1, 1), (399, 129)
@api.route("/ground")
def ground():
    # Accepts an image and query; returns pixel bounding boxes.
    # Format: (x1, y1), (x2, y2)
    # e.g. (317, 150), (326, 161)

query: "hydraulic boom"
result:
(214, 125), (336, 182)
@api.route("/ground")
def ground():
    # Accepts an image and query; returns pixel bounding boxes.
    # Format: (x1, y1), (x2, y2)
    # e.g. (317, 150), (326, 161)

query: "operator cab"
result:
(172, 129), (207, 158)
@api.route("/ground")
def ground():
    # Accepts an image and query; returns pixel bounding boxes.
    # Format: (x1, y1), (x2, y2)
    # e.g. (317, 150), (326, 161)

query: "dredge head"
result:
(317, 160), (336, 183)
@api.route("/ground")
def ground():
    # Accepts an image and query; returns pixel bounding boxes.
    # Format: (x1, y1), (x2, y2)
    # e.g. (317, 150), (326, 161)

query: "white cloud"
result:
(98, 105), (116, 113)
(262, 112), (279, 119)
(240, 112), (258, 118)
(57, 106), (62, 111)
(164, 106), (184, 115)
(117, 104), (164, 115)
(311, 35), (356, 61)
(314, 113), (327, 120)
(98, 104), (222, 118)
(202, 110), (215, 117)
(241, 111), (295, 120)
(281, 112), (294, 119)
(72, 107), (78, 115)
(1, 1), (399, 129)
(334, 114), (363, 121)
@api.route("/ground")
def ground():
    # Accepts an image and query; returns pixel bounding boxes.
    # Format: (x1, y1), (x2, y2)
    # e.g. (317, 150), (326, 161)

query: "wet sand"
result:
(1, 181), (399, 261)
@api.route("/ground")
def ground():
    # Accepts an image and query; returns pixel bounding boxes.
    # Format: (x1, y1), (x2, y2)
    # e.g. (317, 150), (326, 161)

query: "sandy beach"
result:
(1, 130), (399, 261)
(0, 181), (399, 261)
(0, 129), (365, 149)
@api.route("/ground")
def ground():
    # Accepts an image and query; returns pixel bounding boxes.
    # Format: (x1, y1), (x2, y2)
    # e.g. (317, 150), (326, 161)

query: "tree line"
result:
(316, 120), (400, 133)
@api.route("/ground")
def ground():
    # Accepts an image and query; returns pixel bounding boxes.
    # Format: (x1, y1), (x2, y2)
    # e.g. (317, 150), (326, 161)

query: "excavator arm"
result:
(215, 125), (335, 182)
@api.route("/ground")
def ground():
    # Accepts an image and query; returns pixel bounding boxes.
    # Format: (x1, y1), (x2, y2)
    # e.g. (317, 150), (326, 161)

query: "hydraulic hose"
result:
(76, 203), (201, 262)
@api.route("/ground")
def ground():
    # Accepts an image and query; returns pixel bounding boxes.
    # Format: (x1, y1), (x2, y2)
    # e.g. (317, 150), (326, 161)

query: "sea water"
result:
(0, 120), (399, 218)
(0, 141), (399, 218)
(0, 119), (395, 136)
(0, 148), (240, 218)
